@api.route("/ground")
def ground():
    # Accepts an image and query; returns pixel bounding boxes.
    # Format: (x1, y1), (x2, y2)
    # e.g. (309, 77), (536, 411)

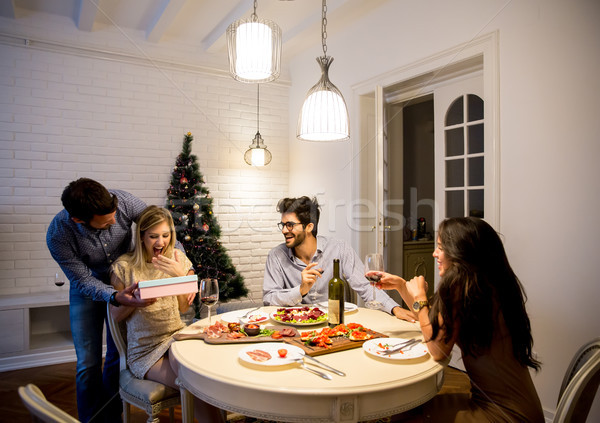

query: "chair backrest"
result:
(554, 349), (600, 423)
(18, 384), (80, 423)
(106, 302), (128, 371)
(558, 337), (600, 400)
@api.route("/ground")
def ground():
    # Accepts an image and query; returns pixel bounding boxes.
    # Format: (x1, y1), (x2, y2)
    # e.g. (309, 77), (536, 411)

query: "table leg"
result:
(179, 385), (194, 423)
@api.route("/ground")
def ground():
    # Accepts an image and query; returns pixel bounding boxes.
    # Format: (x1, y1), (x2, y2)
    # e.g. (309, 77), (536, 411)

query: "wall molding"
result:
(0, 32), (291, 86)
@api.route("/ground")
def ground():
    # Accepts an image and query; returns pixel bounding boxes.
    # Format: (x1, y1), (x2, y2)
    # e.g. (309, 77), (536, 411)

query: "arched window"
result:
(444, 94), (484, 218)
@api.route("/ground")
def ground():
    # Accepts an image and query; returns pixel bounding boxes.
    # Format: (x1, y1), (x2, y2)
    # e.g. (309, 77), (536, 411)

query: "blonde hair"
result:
(128, 206), (177, 269)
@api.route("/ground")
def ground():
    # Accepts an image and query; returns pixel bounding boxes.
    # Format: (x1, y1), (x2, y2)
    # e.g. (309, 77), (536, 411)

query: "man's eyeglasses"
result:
(277, 221), (304, 231)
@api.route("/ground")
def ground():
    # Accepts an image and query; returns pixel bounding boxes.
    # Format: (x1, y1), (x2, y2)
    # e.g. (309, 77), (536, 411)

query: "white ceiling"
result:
(0, 0), (390, 70)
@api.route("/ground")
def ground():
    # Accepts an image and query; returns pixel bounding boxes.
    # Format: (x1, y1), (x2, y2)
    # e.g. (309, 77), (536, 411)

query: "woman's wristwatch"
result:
(412, 300), (429, 312)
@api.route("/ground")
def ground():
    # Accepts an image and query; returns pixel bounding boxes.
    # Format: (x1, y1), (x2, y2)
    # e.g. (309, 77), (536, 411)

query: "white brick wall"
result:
(0, 39), (289, 301)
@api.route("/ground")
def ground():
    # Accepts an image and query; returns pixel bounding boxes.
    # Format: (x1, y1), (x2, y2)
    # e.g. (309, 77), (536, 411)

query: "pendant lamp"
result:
(227, 0), (281, 83)
(297, 0), (349, 142)
(244, 85), (272, 167)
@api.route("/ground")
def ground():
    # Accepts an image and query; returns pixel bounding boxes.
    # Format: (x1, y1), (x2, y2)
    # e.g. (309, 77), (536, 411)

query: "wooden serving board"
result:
(283, 329), (388, 357)
(174, 325), (298, 344)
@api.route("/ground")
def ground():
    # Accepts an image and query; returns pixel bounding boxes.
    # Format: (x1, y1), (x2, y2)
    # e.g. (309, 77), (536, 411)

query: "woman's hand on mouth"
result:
(151, 249), (189, 277)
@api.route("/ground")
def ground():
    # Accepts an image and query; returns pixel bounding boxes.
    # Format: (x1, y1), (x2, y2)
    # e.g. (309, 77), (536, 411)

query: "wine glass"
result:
(308, 260), (324, 306)
(364, 253), (384, 310)
(308, 281), (320, 306)
(54, 272), (66, 287)
(200, 278), (219, 325)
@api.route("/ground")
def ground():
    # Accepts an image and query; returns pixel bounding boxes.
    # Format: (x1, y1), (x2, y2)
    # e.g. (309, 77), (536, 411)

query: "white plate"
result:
(362, 337), (429, 360)
(238, 342), (305, 366)
(316, 302), (358, 313)
(220, 309), (270, 324)
(269, 307), (328, 327)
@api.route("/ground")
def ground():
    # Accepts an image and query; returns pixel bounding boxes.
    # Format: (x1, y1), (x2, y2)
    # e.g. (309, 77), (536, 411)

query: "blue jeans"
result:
(70, 288), (121, 423)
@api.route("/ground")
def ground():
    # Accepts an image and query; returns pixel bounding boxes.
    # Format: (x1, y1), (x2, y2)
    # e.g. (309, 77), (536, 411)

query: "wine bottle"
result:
(328, 258), (345, 328)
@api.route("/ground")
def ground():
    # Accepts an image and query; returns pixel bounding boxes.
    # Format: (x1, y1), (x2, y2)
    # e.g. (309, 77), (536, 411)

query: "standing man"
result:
(263, 196), (416, 322)
(47, 178), (154, 422)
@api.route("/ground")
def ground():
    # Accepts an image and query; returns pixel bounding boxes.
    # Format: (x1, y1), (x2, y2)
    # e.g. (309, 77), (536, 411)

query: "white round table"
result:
(170, 306), (445, 423)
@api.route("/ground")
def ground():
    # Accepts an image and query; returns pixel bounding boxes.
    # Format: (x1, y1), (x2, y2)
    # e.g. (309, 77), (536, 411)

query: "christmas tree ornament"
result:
(180, 176), (188, 184)
(193, 203), (200, 211)
(202, 223), (209, 232)
(184, 235), (191, 241)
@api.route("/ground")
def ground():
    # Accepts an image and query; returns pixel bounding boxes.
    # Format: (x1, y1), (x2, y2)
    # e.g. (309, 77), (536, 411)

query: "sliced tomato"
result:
(333, 324), (349, 335)
(271, 331), (283, 339)
(300, 330), (317, 341)
(346, 323), (364, 330)
(278, 349), (288, 358)
(320, 327), (338, 337)
(309, 335), (332, 348)
(349, 331), (369, 341)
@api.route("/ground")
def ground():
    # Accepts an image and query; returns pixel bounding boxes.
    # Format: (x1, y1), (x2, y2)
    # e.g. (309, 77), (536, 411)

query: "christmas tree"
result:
(167, 132), (248, 318)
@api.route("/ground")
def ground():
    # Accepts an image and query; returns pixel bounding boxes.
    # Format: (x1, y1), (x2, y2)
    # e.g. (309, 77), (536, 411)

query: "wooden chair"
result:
(106, 302), (180, 423)
(554, 337), (600, 422)
(18, 383), (80, 423)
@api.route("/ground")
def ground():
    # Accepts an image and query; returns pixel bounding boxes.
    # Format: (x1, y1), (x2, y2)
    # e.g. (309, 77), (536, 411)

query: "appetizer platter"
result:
(174, 320), (297, 344)
(270, 306), (328, 326)
(238, 342), (305, 366)
(284, 322), (387, 356)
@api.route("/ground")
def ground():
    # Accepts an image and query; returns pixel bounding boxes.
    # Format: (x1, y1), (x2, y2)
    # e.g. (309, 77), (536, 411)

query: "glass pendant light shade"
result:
(244, 132), (272, 166)
(297, 56), (350, 142)
(227, 17), (281, 83)
(244, 84), (272, 167)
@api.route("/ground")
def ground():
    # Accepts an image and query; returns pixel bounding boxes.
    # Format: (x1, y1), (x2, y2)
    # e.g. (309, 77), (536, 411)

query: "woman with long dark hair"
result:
(369, 217), (544, 422)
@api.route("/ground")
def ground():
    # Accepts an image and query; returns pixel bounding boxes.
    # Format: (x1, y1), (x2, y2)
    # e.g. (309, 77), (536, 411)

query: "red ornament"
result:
(180, 176), (188, 184)
(202, 223), (209, 232)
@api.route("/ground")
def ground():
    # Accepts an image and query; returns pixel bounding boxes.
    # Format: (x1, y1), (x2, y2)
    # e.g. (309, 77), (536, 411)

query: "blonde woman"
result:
(109, 205), (223, 423)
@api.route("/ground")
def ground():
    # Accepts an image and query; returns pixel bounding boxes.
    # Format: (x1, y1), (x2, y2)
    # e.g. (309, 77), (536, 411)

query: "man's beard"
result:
(286, 231), (306, 249)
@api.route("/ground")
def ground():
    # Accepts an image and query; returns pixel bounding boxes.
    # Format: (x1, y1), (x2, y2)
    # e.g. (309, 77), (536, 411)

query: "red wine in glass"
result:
(366, 274), (381, 284)
(55, 273), (65, 287)
(200, 296), (218, 306)
(200, 278), (219, 325)
(364, 254), (384, 309)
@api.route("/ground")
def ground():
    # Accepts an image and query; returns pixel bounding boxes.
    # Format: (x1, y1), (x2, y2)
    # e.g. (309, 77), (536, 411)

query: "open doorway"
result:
(387, 95), (435, 296)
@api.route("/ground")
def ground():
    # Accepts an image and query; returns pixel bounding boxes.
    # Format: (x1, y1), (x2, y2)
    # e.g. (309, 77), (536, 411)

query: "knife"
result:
(303, 355), (346, 376)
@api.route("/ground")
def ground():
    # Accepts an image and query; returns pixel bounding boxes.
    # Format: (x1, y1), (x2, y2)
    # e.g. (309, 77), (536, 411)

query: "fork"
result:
(380, 338), (421, 355)
(238, 306), (261, 322)
(291, 358), (332, 380)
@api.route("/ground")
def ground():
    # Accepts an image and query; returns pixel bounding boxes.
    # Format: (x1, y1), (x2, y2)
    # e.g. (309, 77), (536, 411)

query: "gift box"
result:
(138, 275), (198, 299)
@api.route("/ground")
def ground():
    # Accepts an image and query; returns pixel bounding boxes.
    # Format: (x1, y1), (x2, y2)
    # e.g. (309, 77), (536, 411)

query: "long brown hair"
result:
(429, 217), (540, 370)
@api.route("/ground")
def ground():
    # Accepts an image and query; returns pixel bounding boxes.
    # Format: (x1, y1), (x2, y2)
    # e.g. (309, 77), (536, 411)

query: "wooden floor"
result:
(0, 361), (471, 422)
